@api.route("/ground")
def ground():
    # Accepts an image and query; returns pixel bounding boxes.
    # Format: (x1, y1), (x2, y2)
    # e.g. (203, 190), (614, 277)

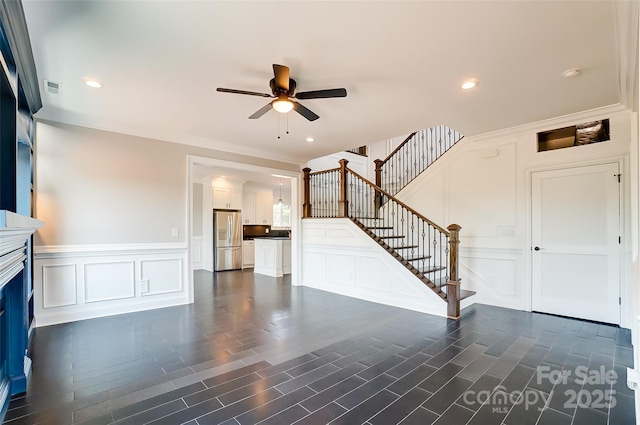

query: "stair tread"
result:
(379, 235), (405, 239)
(404, 253), (431, 261)
(389, 245), (419, 250)
(369, 226), (394, 230)
(460, 290), (476, 300)
(404, 255), (431, 261)
(417, 265), (446, 274)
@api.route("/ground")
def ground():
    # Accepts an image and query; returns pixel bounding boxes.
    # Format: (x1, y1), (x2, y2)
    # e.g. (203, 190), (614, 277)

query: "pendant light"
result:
(277, 179), (284, 204)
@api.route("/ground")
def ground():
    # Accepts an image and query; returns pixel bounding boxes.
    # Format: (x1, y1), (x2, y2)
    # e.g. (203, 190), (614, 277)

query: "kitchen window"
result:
(273, 203), (291, 227)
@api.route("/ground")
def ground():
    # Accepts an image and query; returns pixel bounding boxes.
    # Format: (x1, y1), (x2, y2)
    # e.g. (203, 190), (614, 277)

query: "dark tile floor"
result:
(4, 270), (636, 425)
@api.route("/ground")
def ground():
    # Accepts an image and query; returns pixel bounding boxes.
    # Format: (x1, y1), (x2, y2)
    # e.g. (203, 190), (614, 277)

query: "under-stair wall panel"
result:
(302, 218), (448, 317)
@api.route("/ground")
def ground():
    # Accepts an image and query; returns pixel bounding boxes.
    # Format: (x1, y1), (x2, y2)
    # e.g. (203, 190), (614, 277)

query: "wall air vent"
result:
(537, 119), (610, 152)
(44, 80), (61, 95)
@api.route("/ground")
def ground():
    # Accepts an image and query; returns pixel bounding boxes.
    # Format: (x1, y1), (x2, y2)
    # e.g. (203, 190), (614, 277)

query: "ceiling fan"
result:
(216, 64), (347, 122)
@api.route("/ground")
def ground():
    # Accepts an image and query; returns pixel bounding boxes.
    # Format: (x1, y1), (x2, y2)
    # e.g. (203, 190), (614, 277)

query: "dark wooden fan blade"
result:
(272, 64), (290, 92)
(293, 102), (319, 121)
(295, 88), (347, 99)
(217, 88), (272, 98)
(249, 103), (273, 119)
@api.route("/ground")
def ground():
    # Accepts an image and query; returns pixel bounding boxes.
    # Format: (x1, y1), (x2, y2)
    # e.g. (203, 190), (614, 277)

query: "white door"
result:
(532, 163), (620, 324)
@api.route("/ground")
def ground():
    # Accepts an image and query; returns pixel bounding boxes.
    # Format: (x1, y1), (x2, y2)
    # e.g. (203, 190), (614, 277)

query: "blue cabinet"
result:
(0, 13), (43, 422)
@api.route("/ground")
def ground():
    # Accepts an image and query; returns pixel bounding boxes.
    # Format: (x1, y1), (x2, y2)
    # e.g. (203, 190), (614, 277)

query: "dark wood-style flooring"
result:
(4, 270), (636, 424)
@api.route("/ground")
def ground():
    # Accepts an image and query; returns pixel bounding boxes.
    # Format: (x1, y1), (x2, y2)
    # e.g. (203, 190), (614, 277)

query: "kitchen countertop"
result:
(244, 236), (291, 240)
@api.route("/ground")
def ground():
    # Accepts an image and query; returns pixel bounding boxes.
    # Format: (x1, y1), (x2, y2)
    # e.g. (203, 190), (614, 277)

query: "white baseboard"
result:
(34, 295), (190, 327)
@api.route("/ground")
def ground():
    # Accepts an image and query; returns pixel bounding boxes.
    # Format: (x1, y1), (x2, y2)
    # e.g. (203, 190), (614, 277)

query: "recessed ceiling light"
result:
(306, 137), (314, 142)
(461, 79), (477, 90)
(562, 68), (581, 78)
(85, 80), (102, 88)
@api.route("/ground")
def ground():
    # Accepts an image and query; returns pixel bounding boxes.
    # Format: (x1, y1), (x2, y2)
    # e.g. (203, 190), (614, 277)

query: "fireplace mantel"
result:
(0, 211), (43, 289)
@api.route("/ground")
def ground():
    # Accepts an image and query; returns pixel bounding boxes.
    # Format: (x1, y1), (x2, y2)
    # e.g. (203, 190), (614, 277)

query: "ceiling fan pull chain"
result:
(277, 113), (281, 140)
(286, 114), (289, 135)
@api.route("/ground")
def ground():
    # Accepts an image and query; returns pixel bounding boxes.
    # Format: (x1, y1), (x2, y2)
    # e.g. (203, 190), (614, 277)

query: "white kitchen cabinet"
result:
(212, 187), (242, 209)
(242, 190), (273, 225)
(255, 191), (273, 225)
(242, 191), (256, 224)
(242, 240), (255, 268)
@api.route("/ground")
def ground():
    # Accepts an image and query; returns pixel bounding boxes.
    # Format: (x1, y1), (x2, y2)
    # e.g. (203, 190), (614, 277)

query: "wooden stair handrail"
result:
(308, 167), (340, 177)
(345, 167), (450, 236)
(379, 132), (417, 166)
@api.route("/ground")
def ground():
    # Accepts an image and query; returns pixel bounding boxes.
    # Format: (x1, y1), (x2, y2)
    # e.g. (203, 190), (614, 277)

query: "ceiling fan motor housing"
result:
(269, 78), (296, 97)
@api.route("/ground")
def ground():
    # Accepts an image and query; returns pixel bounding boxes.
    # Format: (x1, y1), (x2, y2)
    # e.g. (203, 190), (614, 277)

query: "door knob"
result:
(534, 246), (542, 251)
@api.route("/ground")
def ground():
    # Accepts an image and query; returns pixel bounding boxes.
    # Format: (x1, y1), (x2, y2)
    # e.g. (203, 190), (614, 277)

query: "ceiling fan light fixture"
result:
(272, 97), (294, 113)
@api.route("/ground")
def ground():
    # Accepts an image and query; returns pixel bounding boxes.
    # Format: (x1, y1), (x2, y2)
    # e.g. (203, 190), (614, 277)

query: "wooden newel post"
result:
(447, 224), (461, 319)
(302, 167), (312, 218)
(374, 159), (384, 212)
(374, 159), (384, 188)
(338, 159), (349, 218)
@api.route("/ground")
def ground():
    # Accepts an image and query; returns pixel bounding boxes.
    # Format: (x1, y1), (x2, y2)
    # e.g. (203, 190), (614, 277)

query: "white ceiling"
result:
(22, 1), (636, 164)
(192, 163), (292, 191)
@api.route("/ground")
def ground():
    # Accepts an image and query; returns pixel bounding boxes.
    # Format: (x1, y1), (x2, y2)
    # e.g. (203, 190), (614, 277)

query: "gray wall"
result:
(34, 121), (299, 246)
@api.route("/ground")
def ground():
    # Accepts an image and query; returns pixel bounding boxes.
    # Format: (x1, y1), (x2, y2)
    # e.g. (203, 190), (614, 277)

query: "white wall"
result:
(396, 109), (633, 326)
(305, 134), (407, 182)
(33, 121), (299, 325)
(306, 150), (371, 179)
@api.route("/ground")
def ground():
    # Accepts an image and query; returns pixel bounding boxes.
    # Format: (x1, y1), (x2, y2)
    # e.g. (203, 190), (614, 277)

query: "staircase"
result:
(302, 126), (473, 319)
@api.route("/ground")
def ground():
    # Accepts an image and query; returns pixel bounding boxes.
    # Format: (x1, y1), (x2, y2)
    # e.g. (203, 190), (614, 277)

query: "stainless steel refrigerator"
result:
(213, 210), (242, 271)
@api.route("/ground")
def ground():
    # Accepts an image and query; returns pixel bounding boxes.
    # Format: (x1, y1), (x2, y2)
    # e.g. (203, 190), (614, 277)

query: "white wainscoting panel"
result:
(34, 243), (189, 326)
(327, 254), (356, 286)
(42, 264), (77, 308)
(84, 261), (135, 303)
(460, 247), (525, 311)
(357, 256), (392, 292)
(303, 252), (327, 281)
(302, 219), (451, 317)
(141, 258), (183, 296)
